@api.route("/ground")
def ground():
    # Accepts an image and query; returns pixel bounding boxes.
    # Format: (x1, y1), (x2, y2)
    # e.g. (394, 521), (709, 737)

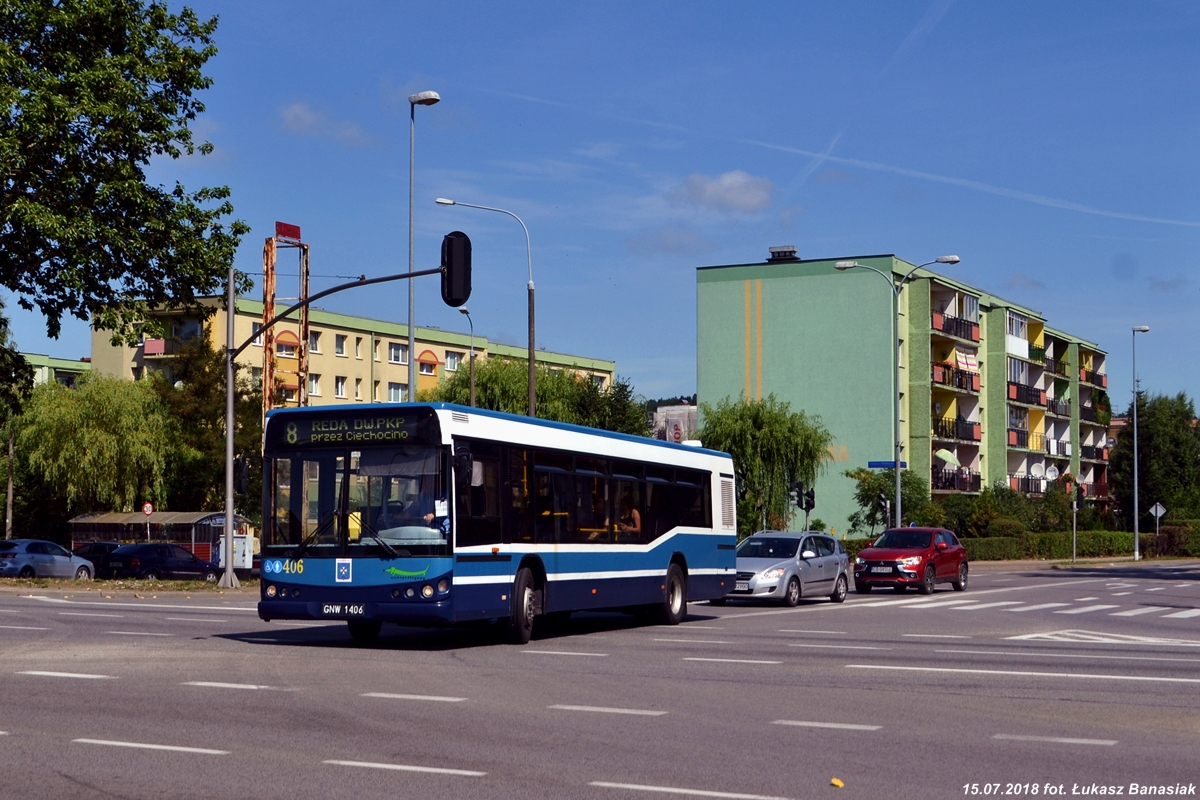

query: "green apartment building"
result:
(697, 247), (1110, 536)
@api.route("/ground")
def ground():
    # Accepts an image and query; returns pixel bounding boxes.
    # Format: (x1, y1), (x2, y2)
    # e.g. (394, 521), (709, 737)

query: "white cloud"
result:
(278, 102), (375, 147)
(675, 170), (773, 214)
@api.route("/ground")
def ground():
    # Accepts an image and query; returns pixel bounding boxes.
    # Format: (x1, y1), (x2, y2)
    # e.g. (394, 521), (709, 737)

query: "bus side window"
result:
(456, 452), (501, 548)
(534, 469), (572, 544)
(505, 447), (533, 544)
(575, 473), (610, 544)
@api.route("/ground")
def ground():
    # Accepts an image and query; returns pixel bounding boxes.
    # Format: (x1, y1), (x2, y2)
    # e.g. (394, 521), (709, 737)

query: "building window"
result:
(1006, 311), (1028, 339)
(590, 375), (606, 389)
(1008, 357), (1029, 385)
(335, 376), (346, 398)
(445, 351), (463, 372)
(388, 382), (406, 403)
(251, 367), (263, 389)
(388, 343), (407, 364)
(1008, 405), (1028, 430)
(354, 378), (362, 400)
(281, 387), (298, 403)
(419, 362), (436, 376)
(335, 334), (347, 356)
(373, 340), (380, 362)
(308, 374), (321, 396)
(309, 331), (321, 353)
(252, 322), (263, 346)
(277, 342), (297, 358)
(373, 380), (380, 401)
(355, 337), (363, 360)
(962, 295), (979, 323)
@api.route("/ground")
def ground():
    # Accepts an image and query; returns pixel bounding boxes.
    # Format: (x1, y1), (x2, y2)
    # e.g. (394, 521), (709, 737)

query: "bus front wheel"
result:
(506, 567), (536, 644)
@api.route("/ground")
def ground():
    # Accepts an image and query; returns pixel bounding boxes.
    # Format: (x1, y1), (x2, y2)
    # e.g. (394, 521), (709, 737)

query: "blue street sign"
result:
(867, 461), (907, 469)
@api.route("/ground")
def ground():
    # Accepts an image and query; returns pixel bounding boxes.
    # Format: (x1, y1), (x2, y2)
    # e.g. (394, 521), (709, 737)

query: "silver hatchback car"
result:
(718, 531), (850, 605)
(0, 539), (95, 580)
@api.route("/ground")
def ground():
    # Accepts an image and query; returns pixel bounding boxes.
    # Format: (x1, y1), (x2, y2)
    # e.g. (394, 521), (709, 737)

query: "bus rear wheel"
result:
(347, 620), (381, 643)
(506, 567), (536, 644)
(652, 563), (687, 625)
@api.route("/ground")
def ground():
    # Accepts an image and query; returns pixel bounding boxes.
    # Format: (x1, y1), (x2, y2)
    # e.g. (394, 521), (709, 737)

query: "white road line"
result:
(1055, 605), (1120, 615)
(18, 670), (113, 679)
(166, 617), (231, 623)
(0, 731), (7, 735)
(0, 625), (50, 631)
(904, 599), (980, 609)
(1075, 597), (1099, 601)
(590, 781), (791, 800)
(936, 649), (1200, 665)
(1162, 609), (1200, 619)
(1111, 592), (1133, 597)
(549, 704), (667, 716)
(1008, 603), (1070, 612)
(654, 638), (732, 644)
(772, 720), (881, 731)
(953, 602), (1024, 611)
(1176, 584), (1191, 588)
(1146, 587), (1166, 592)
(1110, 607), (1174, 617)
(182, 681), (278, 691)
(323, 759), (484, 777)
(59, 612), (124, 618)
(994, 734), (1116, 746)
(681, 626), (724, 630)
(683, 657), (781, 665)
(73, 738), (228, 755)
(361, 692), (467, 703)
(846, 664), (1200, 684)
(106, 630), (173, 636)
(0, 609), (20, 613)
(779, 629), (846, 634)
(903, 634), (970, 639)
(521, 650), (609, 657)
(788, 643), (892, 651)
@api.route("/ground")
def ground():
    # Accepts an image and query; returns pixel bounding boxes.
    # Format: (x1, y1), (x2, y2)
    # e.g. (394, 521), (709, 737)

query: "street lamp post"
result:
(436, 198), (536, 417)
(408, 90), (441, 402)
(459, 307), (475, 408)
(1132, 325), (1150, 561)
(836, 256), (961, 528)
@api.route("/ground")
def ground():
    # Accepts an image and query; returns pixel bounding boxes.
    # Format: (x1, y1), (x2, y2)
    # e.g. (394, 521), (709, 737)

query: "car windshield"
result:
(873, 531), (932, 549)
(737, 537), (799, 559)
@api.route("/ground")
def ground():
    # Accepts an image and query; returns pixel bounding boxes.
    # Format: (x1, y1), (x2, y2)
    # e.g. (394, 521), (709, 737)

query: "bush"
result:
(1146, 526), (1200, 558)
(961, 531), (1135, 560)
(987, 517), (1026, 538)
(963, 537), (1020, 561)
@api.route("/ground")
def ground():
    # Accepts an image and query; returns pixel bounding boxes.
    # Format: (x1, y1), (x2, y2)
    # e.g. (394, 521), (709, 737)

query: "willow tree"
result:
(698, 394), (834, 538)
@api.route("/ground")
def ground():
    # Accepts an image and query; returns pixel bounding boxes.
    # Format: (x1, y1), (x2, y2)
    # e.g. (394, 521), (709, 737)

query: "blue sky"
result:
(9, 0), (1198, 407)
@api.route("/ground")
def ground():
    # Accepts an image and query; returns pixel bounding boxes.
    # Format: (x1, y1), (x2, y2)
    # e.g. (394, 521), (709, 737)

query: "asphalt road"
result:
(1, 561), (1199, 800)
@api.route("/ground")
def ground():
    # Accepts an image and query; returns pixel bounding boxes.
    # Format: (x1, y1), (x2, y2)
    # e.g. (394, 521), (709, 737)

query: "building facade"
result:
(90, 298), (615, 406)
(697, 250), (1109, 535)
(24, 353), (91, 388)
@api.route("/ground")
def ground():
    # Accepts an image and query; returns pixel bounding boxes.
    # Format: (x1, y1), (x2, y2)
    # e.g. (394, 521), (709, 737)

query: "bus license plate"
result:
(870, 566), (892, 573)
(321, 603), (365, 617)
(735, 581), (749, 591)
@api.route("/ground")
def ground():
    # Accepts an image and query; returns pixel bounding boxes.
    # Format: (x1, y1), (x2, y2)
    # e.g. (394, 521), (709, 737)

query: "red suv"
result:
(853, 528), (967, 595)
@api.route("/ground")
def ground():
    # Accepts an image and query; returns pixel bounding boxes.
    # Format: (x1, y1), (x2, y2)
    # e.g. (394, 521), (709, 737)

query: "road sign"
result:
(867, 461), (907, 469)
(142, 502), (154, 516)
(1150, 502), (1167, 519)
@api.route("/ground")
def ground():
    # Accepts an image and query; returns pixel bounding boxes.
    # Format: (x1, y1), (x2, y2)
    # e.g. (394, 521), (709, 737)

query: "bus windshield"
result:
(264, 444), (451, 558)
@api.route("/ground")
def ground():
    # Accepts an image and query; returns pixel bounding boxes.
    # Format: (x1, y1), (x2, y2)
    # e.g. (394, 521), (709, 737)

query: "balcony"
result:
(1080, 405), (1096, 422)
(1008, 381), (1046, 406)
(1083, 482), (1111, 498)
(931, 363), (981, 393)
(1044, 438), (1072, 457)
(1080, 368), (1108, 388)
(1045, 396), (1071, 417)
(1028, 345), (1046, 363)
(1080, 445), (1109, 461)
(931, 313), (980, 342)
(1008, 428), (1028, 448)
(1009, 475), (1045, 495)
(931, 468), (981, 492)
(933, 417), (982, 442)
(1044, 356), (1069, 377)
(1027, 432), (1046, 452)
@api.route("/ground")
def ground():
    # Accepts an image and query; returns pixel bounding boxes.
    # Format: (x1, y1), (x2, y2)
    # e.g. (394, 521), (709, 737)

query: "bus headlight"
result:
(266, 584), (277, 597)
(421, 584), (434, 598)
(437, 579), (449, 593)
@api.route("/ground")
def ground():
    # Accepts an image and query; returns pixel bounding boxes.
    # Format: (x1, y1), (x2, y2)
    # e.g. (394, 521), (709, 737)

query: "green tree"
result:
(843, 467), (935, 536)
(1110, 393), (1200, 529)
(422, 357), (649, 436)
(0, 0), (249, 359)
(697, 394), (833, 538)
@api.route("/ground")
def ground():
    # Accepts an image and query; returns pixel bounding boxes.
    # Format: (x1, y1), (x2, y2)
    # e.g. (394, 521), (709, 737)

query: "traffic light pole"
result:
(219, 265), (445, 589)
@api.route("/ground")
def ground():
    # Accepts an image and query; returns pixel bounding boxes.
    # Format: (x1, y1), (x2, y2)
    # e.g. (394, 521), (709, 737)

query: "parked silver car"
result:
(0, 539), (95, 580)
(717, 531), (849, 605)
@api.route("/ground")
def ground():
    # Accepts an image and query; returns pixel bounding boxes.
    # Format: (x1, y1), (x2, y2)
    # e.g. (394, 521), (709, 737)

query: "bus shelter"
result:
(68, 511), (253, 563)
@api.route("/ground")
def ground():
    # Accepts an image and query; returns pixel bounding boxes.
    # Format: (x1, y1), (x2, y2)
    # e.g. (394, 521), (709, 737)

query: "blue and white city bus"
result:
(257, 403), (737, 643)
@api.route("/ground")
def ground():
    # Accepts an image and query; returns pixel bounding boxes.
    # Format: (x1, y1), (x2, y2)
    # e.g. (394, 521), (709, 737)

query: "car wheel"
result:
(709, 597), (727, 606)
(203, 569), (219, 583)
(74, 566), (91, 581)
(506, 567), (536, 644)
(18, 566), (34, 579)
(918, 565), (936, 595)
(783, 576), (801, 607)
(892, 584), (907, 593)
(855, 582), (872, 594)
(347, 620), (381, 643)
(652, 563), (688, 625)
(829, 575), (848, 604)
(143, 570), (160, 581)
(952, 562), (968, 591)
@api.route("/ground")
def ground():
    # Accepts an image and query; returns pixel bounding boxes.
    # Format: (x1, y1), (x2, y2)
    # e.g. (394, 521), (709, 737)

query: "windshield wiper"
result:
(288, 514), (337, 558)
(355, 519), (400, 558)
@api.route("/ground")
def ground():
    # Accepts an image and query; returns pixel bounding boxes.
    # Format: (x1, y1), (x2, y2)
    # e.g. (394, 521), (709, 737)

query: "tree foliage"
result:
(1110, 392), (1200, 528)
(843, 467), (938, 536)
(421, 357), (649, 436)
(0, 0), (249, 347)
(697, 394), (833, 538)
(0, 297), (32, 418)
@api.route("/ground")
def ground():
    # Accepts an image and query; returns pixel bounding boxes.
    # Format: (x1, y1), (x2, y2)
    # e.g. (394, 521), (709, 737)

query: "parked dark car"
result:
(105, 543), (220, 582)
(0, 539), (95, 580)
(73, 541), (122, 578)
(853, 527), (968, 594)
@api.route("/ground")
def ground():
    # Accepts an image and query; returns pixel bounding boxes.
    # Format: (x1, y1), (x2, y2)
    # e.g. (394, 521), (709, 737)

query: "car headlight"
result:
(854, 557), (865, 565)
(899, 556), (923, 566)
(761, 568), (786, 580)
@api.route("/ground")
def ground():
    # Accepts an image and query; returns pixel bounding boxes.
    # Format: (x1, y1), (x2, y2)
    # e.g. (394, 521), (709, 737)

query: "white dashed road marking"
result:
(324, 759), (485, 777)
(994, 734), (1116, 746)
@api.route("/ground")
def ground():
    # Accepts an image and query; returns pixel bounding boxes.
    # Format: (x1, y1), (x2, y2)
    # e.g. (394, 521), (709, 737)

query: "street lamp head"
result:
(835, 261), (859, 271)
(459, 307), (470, 316)
(1133, 325), (1150, 333)
(935, 255), (961, 264)
(409, 91), (441, 106)
(435, 198), (456, 206)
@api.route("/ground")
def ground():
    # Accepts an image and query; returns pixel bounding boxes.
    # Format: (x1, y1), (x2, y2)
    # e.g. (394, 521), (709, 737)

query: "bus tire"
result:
(347, 620), (381, 643)
(652, 563), (687, 625)
(507, 567), (536, 644)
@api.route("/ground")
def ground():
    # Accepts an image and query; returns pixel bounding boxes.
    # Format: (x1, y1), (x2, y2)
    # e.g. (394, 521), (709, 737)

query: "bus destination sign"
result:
(267, 407), (438, 450)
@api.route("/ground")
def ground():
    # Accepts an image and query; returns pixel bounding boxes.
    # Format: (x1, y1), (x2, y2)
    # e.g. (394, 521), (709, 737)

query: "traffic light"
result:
(789, 481), (804, 507)
(440, 231), (472, 307)
(877, 490), (889, 516)
(803, 487), (815, 513)
(234, 456), (249, 494)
